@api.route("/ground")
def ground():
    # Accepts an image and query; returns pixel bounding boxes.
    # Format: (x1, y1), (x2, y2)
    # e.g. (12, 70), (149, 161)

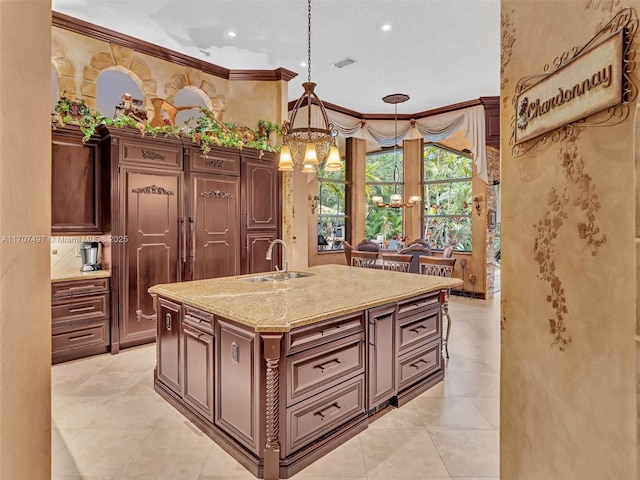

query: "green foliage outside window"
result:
(365, 149), (404, 240)
(423, 144), (473, 251)
(317, 163), (348, 251)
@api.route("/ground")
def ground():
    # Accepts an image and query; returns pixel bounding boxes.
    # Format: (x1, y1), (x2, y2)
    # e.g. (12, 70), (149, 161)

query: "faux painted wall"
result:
(51, 27), (284, 134)
(0, 0), (52, 478)
(501, 2), (638, 478)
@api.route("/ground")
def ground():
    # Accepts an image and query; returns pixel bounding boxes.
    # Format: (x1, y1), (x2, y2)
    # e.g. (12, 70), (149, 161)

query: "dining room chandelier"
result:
(278, 0), (341, 174)
(371, 93), (421, 208)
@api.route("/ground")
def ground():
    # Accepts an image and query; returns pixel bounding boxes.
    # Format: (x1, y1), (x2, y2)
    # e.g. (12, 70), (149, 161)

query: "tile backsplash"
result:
(50, 236), (111, 272)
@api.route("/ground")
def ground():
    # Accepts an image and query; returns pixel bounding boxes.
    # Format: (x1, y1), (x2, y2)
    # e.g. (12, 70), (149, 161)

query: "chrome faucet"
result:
(265, 239), (289, 278)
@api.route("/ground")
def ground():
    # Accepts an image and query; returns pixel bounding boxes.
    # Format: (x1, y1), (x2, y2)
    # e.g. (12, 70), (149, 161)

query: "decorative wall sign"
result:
(511, 8), (637, 156)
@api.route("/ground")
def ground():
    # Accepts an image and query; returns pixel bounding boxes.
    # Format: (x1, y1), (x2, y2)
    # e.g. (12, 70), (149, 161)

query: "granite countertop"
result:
(51, 269), (111, 282)
(148, 264), (463, 332)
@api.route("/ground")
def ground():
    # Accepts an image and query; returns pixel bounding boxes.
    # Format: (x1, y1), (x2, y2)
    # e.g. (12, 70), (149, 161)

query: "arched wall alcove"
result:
(96, 68), (144, 118)
(173, 86), (209, 127)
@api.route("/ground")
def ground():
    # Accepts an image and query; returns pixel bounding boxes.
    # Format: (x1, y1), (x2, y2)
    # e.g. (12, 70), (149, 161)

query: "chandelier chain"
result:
(307, 0), (312, 83)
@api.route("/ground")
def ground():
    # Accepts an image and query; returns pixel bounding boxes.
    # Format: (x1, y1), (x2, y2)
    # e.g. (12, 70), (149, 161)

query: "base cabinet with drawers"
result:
(152, 290), (444, 479)
(51, 277), (111, 364)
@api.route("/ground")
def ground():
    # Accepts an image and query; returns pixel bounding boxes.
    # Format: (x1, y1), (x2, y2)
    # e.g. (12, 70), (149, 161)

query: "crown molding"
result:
(52, 11), (296, 83)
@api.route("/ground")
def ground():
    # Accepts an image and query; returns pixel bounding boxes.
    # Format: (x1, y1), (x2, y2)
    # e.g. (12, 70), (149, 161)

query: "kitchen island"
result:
(149, 264), (462, 479)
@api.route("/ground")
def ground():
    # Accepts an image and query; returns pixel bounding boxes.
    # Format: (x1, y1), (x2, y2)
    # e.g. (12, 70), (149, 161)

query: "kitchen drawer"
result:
(287, 332), (365, 406)
(396, 306), (440, 354)
(285, 312), (364, 355)
(52, 278), (109, 298)
(397, 340), (442, 391)
(52, 319), (109, 353)
(183, 306), (214, 335)
(286, 374), (365, 455)
(397, 292), (440, 318)
(188, 147), (240, 176)
(120, 140), (182, 169)
(52, 293), (109, 324)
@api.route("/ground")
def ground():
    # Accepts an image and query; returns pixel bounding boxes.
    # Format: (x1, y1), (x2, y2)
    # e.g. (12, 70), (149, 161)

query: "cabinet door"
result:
(183, 325), (214, 421)
(244, 232), (278, 274)
(189, 173), (240, 280)
(51, 132), (101, 234)
(242, 156), (279, 231)
(157, 297), (182, 395)
(120, 168), (182, 347)
(367, 304), (396, 410)
(215, 319), (259, 454)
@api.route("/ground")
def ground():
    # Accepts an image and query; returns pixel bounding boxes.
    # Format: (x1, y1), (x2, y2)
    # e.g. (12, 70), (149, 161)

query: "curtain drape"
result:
(324, 105), (488, 183)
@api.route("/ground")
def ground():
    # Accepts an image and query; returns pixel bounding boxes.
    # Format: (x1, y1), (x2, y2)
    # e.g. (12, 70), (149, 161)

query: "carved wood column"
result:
(261, 333), (283, 480)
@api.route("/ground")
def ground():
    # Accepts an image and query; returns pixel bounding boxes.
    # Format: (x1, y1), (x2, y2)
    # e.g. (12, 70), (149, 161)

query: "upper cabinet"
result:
(51, 126), (104, 234)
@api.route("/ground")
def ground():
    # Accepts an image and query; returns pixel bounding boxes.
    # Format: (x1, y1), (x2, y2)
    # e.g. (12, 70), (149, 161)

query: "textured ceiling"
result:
(52, 0), (501, 115)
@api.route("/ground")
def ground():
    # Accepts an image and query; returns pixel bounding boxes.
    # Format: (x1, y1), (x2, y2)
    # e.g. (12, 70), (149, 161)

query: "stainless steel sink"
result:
(240, 271), (314, 282)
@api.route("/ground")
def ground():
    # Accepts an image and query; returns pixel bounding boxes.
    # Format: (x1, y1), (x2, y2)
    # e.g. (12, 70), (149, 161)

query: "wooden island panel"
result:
(150, 264), (462, 479)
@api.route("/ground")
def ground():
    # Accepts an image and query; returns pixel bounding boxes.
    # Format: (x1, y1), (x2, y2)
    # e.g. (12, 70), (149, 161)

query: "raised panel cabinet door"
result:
(121, 168), (182, 347)
(157, 297), (182, 395)
(183, 325), (215, 421)
(243, 232), (278, 274)
(215, 319), (259, 454)
(189, 173), (240, 280)
(51, 133), (101, 233)
(367, 304), (397, 410)
(242, 157), (278, 231)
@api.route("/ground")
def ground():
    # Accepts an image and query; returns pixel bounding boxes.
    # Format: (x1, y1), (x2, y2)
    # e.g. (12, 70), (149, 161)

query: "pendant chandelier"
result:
(278, 0), (341, 174)
(371, 93), (421, 208)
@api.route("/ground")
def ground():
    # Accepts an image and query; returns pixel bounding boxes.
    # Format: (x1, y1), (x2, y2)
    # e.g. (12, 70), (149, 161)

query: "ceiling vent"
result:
(333, 57), (356, 68)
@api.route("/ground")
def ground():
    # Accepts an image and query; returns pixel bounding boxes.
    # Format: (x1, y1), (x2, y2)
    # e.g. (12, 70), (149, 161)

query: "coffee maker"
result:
(79, 241), (101, 272)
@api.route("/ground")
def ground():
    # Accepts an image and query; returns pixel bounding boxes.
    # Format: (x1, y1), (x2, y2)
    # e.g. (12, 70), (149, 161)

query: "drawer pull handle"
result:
(321, 324), (342, 336)
(409, 325), (427, 334)
(69, 306), (95, 313)
(69, 333), (94, 341)
(410, 358), (431, 369)
(314, 402), (341, 420)
(165, 313), (172, 331)
(314, 358), (342, 372)
(68, 285), (99, 290)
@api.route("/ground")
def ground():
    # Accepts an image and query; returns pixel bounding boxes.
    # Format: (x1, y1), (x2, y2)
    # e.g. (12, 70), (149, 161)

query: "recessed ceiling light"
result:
(381, 24), (392, 32)
(300, 62), (307, 67)
(227, 31), (236, 38)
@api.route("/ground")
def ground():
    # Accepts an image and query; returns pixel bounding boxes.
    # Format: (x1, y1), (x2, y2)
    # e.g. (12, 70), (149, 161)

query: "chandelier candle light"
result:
(371, 93), (421, 208)
(278, 0), (341, 174)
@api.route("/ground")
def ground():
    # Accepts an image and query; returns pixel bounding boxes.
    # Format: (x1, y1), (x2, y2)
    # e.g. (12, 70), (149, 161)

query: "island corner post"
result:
(260, 332), (283, 480)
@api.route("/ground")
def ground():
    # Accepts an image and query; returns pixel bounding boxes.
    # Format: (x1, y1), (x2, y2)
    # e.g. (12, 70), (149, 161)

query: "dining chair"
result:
(343, 241), (353, 266)
(356, 239), (380, 253)
(419, 256), (456, 359)
(398, 244), (432, 273)
(350, 250), (379, 269)
(381, 253), (412, 272)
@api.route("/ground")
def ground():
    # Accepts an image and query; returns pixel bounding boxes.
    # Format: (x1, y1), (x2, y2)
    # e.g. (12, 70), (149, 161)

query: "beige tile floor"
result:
(52, 293), (500, 480)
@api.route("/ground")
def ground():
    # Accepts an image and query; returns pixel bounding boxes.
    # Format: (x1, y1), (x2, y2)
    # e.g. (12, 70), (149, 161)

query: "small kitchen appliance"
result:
(79, 241), (101, 272)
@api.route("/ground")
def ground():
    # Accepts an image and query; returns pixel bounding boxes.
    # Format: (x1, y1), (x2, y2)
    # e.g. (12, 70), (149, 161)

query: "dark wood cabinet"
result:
(183, 323), (214, 421)
(187, 172), (240, 281)
(120, 166), (183, 347)
(98, 128), (281, 354)
(51, 277), (110, 364)
(215, 318), (260, 454)
(157, 297), (182, 395)
(51, 126), (103, 234)
(241, 151), (281, 274)
(367, 303), (397, 410)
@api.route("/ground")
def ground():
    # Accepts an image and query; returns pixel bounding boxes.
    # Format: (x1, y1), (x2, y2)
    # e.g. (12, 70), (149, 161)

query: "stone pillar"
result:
(0, 0), (52, 478)
(348, 138), (367, 244)
(403, 139), (423, 242)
